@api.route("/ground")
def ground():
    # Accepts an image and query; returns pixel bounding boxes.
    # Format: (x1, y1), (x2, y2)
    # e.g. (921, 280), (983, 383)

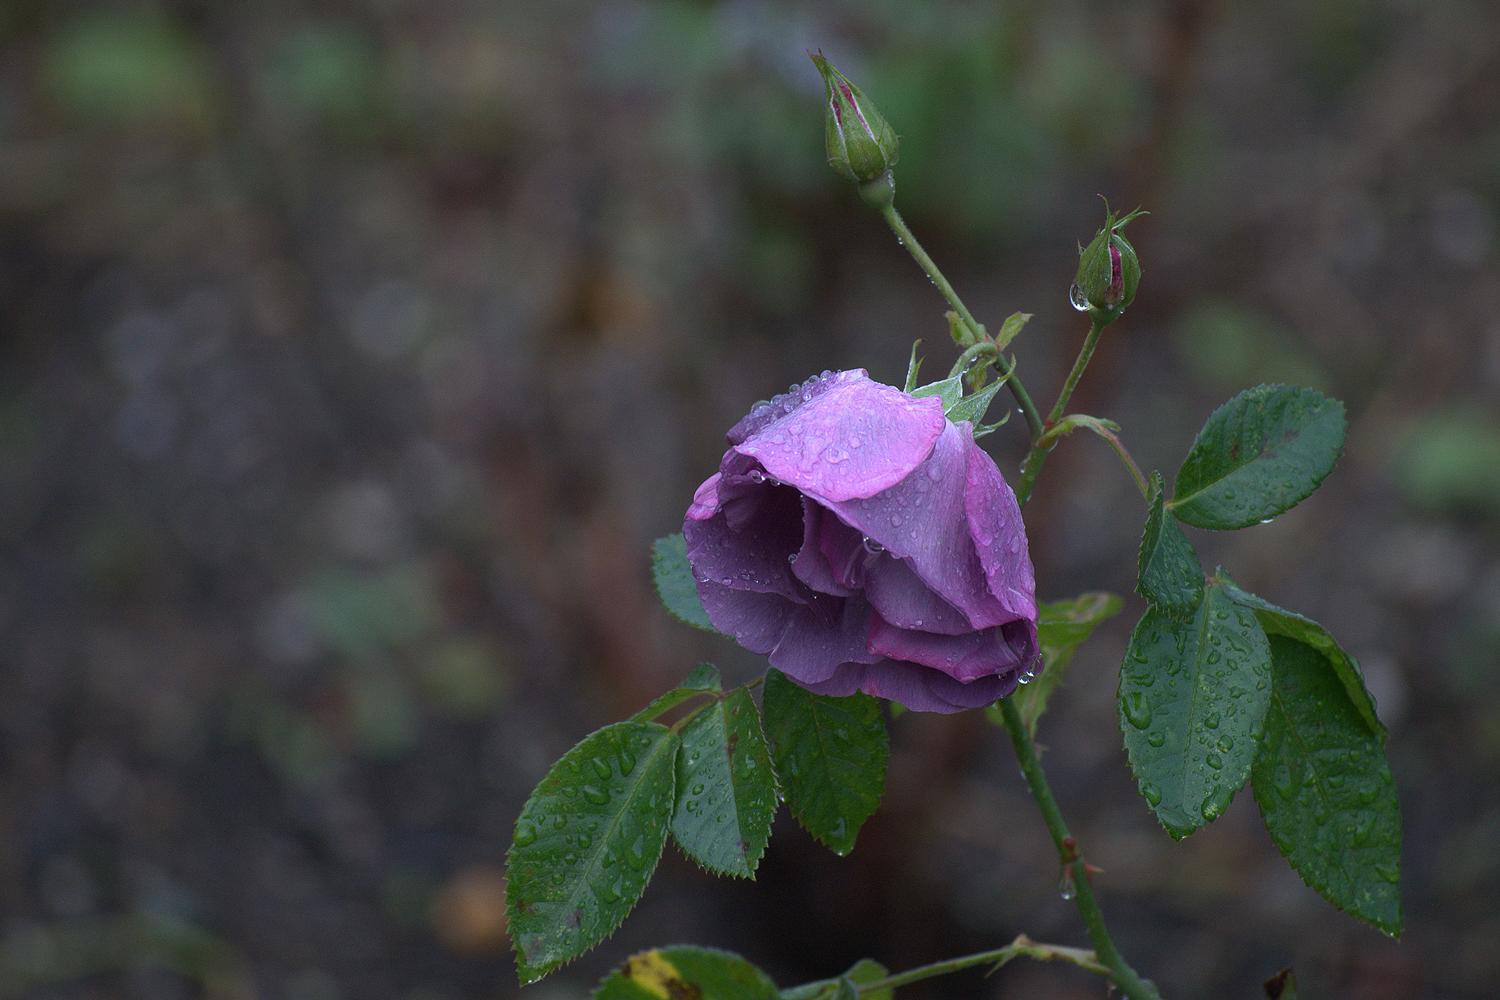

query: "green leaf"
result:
(1252, 636), (1402, 936)
(910, 374), (963, 409)
(507, 721), (680, 983)
(903, 340), (923, 392)
(945, 374), (1008, 429)
(1138, 472), (1204, 617)
(1120, 582), (1272, 838)
(593, 946), (778, 1000)
(994, 311), (1032, 350)
(671, 686), (777, 877)
(761, 668), (887, 856)
(1010, 592), (1124, 736)
(781, 959), (891, 1000)
(945, 310), (981, 348)
(632, 662), (722, 723)
(1169, 385), (1346, 530)
(652, 533), (718, 632)
(1221, 580), (1385, 741)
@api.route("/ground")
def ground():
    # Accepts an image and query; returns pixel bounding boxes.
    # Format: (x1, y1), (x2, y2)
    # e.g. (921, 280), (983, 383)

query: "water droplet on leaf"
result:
(1123, 691), (1153, 729)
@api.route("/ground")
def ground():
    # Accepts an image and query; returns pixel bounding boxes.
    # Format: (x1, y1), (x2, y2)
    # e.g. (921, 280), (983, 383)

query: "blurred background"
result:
(2, 1), (1499, 997)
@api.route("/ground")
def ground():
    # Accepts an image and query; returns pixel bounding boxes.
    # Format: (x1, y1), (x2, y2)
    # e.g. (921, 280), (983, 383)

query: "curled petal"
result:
(825, 422), (1018, 629)
(965, 433), (1038, 622)
(868, 614), (1034, 682)
(768, 596), (881, 685)
(733, 371), (945, 502)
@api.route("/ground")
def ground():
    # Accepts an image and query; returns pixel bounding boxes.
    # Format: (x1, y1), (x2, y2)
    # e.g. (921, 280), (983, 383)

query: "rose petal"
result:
(694, 579), (797, 653)
(790, 498), (857, 597)
(687, 471), (723, 521)
(823, 421), (1015, 630)
(965, 432), (1038, 622)
(733, 371), (945, 502)
(860, 554), (971, 634)
(767, 596), (881, 685)
(683, 479), (805, 603)
(867, 612), (1030, 682)
(800, 660), (1015, 713)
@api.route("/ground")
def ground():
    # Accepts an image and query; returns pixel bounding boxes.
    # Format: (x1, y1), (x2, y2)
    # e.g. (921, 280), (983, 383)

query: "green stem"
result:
(995, 698), (1162, 1000)
(847, 935), (1107, 995)
(1014, 318), (1107, 507)
(878, 203), (1044, 442)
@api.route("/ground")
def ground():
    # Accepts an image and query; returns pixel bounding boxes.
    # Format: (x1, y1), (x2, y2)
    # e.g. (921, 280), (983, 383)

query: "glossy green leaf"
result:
(1138, 472), (1204, 617)
(593, 946), (778, 1000)
(994, 311), (1032, 350)
(903, 340), (924, 391)
(945, 374), (1008, 429)
(1252, 636), (1402, 936)
(945, 310), (982, 348)
(507, 721), (680, 983)
(761, 668), (887, 856)
(1169, 385), (1346, 530)
(1010, 592), (1124, 736)
(632, 662), (722, 723)
(910, 374), (963, 409)
(1221, 580), (1385, 741)
(1120, 582), (1272, 838)
(652, 533), (718, 632)
(671, 686), (777, 877)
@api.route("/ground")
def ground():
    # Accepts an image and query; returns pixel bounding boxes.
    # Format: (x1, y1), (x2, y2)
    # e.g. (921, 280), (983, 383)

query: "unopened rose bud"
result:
(1073, 205), (1145, 323)
(809, 52), (899, 189)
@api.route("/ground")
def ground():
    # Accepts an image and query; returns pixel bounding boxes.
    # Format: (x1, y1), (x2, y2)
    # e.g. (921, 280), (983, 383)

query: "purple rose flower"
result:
(684, 369), (1040, 713)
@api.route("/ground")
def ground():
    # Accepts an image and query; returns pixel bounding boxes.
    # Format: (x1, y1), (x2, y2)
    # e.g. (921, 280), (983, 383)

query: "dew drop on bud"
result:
(1068, 282), (1090, 312)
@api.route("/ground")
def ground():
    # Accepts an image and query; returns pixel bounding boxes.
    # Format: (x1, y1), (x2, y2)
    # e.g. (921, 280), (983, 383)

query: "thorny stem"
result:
(877, 203), (1045, 442)
(995, 699), (1163, 1000)
(1014, 317), (1107, 507)
(875, 190), (1158, 997)
(842, 934), (1107, 995)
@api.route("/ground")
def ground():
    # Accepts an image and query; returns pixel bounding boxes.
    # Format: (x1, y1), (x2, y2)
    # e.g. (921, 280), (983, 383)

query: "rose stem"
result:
(1014, 316), (1105, 507)
(876, 202), (1045, 442)
(841, 934), (1108, 995)
(995, 698), (1164, 1000)
(879, 193), (1158, 999)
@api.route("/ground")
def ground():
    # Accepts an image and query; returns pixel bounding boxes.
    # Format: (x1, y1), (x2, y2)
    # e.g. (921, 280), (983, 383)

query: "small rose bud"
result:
(1073, 204), (1145, 323)
(809, 51), (899, 187)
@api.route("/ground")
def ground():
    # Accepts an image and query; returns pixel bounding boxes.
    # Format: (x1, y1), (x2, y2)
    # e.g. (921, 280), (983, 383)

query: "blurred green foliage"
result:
(42, 11), (218, 128)
(1172, 300), (1329, 392)
(1395, 409), (1500, 519)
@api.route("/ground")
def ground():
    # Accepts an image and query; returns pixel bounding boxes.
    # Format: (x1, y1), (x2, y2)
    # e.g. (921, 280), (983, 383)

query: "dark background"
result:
(3, 1), (1499, 998)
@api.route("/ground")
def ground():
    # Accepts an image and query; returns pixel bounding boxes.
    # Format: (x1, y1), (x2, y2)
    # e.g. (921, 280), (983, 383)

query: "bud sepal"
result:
(1073, 203), (1146, 325)
(810, 51), (899, 186)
